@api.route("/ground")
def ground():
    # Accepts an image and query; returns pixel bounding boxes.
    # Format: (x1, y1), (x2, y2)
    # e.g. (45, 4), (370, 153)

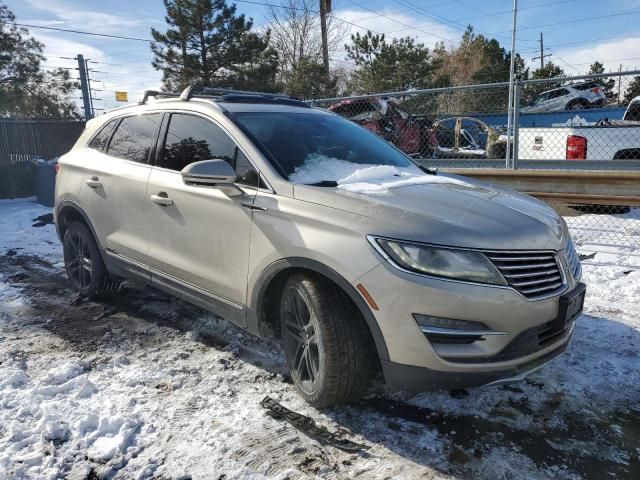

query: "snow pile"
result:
(0, 197), (60, 263)
(289, 154), (470, 194)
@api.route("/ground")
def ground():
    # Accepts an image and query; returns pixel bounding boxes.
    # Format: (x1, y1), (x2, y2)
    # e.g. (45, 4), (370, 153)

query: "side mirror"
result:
(181, 159), (242, 196)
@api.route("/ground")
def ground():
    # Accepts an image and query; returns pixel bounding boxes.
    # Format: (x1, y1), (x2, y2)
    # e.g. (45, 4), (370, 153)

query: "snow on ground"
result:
(289, 154), (471, 194)
(0, 198), (639, 479)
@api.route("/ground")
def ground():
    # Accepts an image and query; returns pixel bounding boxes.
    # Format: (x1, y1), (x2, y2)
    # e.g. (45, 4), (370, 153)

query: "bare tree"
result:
(266, 0), (345, 97)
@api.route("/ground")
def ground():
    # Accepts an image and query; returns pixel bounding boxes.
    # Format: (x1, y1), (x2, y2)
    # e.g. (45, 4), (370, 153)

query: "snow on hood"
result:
(288, 154), (470, 194)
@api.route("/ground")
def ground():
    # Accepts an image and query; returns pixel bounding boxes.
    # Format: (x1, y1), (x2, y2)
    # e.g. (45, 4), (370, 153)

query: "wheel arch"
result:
(248, 257), (390, 362)
(55, 201), (107, 264)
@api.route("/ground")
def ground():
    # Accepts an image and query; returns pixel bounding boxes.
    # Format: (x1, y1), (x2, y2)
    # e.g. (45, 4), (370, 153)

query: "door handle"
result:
(85, 177), (102, 188)
(150, 193), (174, 206)
(241, 203), (267, 212)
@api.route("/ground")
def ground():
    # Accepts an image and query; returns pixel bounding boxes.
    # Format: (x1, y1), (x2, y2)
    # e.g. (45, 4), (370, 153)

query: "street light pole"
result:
(505, 0), (518, 169)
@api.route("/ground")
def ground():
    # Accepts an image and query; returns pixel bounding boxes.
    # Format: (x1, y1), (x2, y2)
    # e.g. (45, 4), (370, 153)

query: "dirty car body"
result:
(54, 87), (584, 407)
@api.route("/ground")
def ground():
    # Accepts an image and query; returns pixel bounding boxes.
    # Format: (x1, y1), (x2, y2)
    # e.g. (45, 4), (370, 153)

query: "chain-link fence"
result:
(309, 71), (640, 256)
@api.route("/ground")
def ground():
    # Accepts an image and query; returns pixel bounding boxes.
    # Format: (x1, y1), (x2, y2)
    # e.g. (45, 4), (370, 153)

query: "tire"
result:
(280, 273), (372, 408)
(63, 221), (120, 297)
(567, 100), (587, 110)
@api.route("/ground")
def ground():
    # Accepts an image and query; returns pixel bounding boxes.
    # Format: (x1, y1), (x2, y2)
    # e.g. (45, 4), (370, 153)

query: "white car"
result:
(519, 96), (640, 160)
(522, 82), (607, 113)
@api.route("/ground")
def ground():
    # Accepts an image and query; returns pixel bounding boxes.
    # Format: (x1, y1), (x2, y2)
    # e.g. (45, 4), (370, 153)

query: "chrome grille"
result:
(486, 251), (565, 299)
(565, 239), (582, 281)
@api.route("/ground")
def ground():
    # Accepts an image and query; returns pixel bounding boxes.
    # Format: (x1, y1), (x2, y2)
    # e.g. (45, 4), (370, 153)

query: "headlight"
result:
(373, 238), (507, 285)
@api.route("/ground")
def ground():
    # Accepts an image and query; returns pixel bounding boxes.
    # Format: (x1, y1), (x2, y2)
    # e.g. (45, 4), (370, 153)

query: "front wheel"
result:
(63, 221), (120, 297)
(280, 273), (373, 408)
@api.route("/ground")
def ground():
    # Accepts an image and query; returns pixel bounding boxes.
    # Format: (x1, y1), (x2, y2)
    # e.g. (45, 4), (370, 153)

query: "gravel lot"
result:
(0, 198), (639, 479)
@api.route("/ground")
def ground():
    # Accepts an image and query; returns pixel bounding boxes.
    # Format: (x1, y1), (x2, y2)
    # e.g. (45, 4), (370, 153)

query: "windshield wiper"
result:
(418, 165), (437, 175)
(307, 180), (338, 187)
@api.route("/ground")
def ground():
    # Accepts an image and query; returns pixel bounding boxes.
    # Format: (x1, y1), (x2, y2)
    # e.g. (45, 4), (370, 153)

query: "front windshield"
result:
(230, 111), (414, 183)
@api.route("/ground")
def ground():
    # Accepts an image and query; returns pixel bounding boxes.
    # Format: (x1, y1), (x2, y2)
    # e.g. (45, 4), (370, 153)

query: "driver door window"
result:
(159, 113), (262, 188)
(160, 113), (236, 171)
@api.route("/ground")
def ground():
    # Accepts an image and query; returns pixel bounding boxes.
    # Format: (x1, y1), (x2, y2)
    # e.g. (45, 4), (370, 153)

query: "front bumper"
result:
(381, 340), (569, 392)
(355, 259), (581, 388)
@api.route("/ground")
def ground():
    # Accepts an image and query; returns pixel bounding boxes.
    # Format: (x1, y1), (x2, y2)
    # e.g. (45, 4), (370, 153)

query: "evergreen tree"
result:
(588, 61), (615, 100)
(624, 76), (640, 104)
(524, 61), (565, 104)
(345, 31), (440, 93)
(0, 3), (78, 118)
(151, 0), (279, 91)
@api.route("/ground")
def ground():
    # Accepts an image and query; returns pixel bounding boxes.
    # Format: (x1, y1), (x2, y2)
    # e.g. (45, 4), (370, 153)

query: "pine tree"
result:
(151, 0), (279, 91)
(0, 3), (78, 118)
(624, 76), (640, 104)
(345, 31), (440, 93)
(588, 61), (615, 100)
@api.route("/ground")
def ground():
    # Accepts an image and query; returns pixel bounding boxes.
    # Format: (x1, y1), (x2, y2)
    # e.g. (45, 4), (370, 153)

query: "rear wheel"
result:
(63, 221), (119, 297)
(567, 100), (588, 110)
(280, 273), (372, 408)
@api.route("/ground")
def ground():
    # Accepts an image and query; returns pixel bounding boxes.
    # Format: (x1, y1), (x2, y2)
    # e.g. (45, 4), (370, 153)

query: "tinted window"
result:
(235, 149), (263, 188)
(107, 114), (161, 163)
(231, 111), (411, 179)
(161, 114), (236, 172)
(548, 89), (569, 99)
(88, 120), (117, 151)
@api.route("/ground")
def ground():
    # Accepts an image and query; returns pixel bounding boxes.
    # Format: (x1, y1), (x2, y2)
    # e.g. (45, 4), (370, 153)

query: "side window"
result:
(88, 120), (117, 151)
(161, 113), (236, 171)
(106, 114), (161, 163)
(235, 149), (265, 189)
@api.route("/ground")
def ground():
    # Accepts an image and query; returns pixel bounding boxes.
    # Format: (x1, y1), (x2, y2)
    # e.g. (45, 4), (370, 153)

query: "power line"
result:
(383, 0), (576, 36)
(519, 32), (640, 53)
(5, 22), (154, 43)
(488, 10), (640, 36)
(344, 0), (455, 42)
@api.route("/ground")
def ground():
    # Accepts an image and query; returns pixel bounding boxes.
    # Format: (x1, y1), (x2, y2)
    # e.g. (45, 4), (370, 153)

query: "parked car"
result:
(328, 97), (428, 155)
(522, 81), (607, 113)
(427, 116), (508, 159)
(519, 96), (640, 160)
(55, 86), (584, 407)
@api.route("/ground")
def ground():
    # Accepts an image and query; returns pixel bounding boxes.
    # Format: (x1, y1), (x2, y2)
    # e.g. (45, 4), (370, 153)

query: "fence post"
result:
(512, 81), (521, 170)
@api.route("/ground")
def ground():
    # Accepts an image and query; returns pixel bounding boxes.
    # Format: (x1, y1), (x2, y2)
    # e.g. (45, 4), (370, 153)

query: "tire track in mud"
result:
(234, 421), (345, 479)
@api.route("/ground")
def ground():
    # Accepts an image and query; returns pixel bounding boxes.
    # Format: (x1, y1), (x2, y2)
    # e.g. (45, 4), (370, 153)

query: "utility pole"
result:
(532, 32), (551, 70)
(319, 0), (331, 83)
(505, 0), (518, 169)
(77, 54), (92, 120)
(84, 57), (95, 118)
(617, 64), (622, 105)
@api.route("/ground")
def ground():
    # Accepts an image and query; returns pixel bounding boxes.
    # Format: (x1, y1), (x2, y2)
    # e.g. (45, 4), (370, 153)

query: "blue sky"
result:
(6, 0), (640, 111)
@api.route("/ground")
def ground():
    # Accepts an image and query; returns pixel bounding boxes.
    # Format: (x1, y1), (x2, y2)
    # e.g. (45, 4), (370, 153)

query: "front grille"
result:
(486, 251), (565, 299)
(565, 240), (582, 281)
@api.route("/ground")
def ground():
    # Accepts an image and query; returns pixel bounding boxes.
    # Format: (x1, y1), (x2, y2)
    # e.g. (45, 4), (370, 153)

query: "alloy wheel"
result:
(282, 287), (321, 393)
(65, 231), (93, 290)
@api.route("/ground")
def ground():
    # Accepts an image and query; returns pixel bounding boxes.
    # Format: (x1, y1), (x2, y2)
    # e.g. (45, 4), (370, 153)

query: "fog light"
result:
(413, 314), (506, 345)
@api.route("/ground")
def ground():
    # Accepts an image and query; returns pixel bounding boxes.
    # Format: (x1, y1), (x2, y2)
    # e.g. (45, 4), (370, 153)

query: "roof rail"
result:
(138, 89), (180, 105)
(138, 85), (310, 108)
(179, 85), (311, 108)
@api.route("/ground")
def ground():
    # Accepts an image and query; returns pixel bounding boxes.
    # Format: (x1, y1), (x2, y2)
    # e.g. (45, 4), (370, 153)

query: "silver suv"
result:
(522, 81), (607, 113)
(54, 87), (585, 407)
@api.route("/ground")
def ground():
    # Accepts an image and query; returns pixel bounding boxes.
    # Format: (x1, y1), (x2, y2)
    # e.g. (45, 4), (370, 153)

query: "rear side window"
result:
(161, 113), (236, 171)
(106, 113), (161, 163)
(88, 120), (117, 151)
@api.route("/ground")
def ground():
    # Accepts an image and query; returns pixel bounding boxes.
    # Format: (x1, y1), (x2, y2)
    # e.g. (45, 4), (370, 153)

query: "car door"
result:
(80, 113), (162, 277)
(146, 112), (262, 326)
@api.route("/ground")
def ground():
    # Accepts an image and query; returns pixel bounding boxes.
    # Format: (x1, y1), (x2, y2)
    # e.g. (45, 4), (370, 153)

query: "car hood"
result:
(293, 173), (566, 251)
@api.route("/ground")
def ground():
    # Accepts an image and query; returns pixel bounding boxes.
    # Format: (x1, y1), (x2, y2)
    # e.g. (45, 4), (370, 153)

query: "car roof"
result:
(538, 81), (598, 95)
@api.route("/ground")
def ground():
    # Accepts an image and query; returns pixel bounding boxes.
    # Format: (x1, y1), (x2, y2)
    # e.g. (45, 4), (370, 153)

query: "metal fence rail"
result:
(0, 119), (85, 198)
